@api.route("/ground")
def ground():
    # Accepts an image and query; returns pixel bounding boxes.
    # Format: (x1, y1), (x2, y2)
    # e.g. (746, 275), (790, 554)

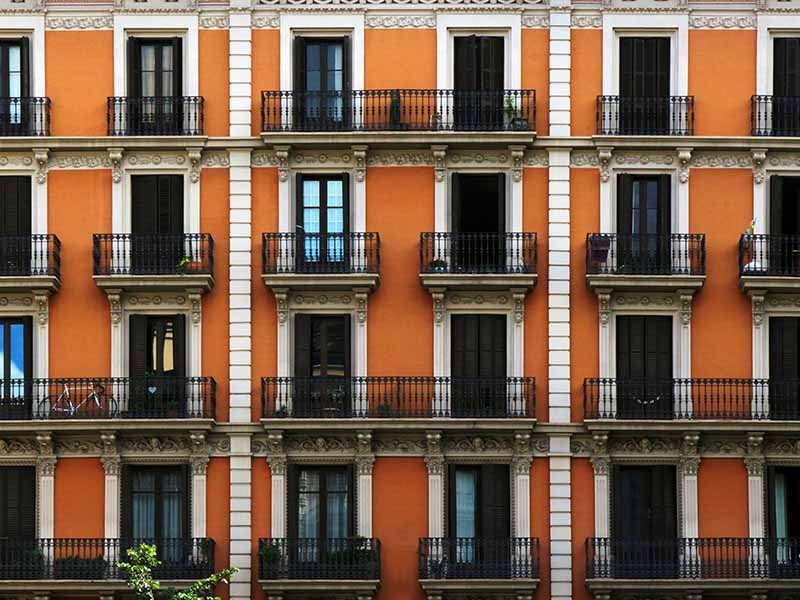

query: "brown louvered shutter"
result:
(171, 38), (183, 97)
(121, 464), (133, 538)
(129, 314), (149, 377)
(131, 175), (158, 235)
(172, 314), (186, 379)
(294, 314), (311, 378)
(128, 38), (141, 97)
(480, 464), (510, 541)
(19, 38), (29, 98)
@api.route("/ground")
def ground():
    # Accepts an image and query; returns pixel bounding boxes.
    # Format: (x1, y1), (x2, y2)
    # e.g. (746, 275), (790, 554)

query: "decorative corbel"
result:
(750, 291), (766, 329)
(33, 148), (48, 185)
(431, 145), (447, 183)
(351, 145), (368, 183)
(677, 147), (692, 184)
(187, 147), (203, 183)
(34, 292), (49, 326)
(106, 289), (122, 325)
(596, 289), (611, 325)
(511, 431), (533, 475)
(509, 145), (525, 183)
(36, 431), (56, 476)
(107, 148), (124, 184)
(679, 433), (701, 477)
(189, 431), (207, 455)
(752, 149), (767, 185)
(99, 431), (120, 475)
(678, 290), (694, 327)
(598, 147), (613, 183)
(589, 432), (610, 476)
(424, 430), (445, 476)
(274, 288), (289, 324)
(188, 289), (203, 325)
(265, 430), (287, 476)
(355, 431), (374, 475)
(354, 289), (369, 324)
(274, 145), (290, 183)
(430, 289), (445, 324)
(512, 288), (526, 325)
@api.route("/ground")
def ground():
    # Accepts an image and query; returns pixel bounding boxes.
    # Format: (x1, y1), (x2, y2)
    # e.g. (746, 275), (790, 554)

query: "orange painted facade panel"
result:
(48, 170), (112, 377)
(570, 169), (600, 422)
(201, 168), (231, 422)
(200, 29), (230, 137)
(365, 29), (436, 89)
(523, 168), (549, 421)
(251, 29), (280, 136)
(207, 457), (231, 600)
(689, 31), (756, 137)
(251, 459), (271, 600)
(531, 457), (550, 600)
(46, 31), (113, 136)
(571, 29), (602, 137)
(366, 168), (434, 377)
(53, 458), (105, 538)
(571, 458), (595, 600)
(373, 457), (428, 600)
(698, 459), (749, 538)
(522, 29), (550, 136)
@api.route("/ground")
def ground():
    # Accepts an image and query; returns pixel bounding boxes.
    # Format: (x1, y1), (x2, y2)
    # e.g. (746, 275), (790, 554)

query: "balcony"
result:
(0, 538), (214, 593)
(752, 95), (800, 136)
(418, 538), (540, 600)
(419, 232), (537, 292)
(585, 233), (705, 292)
(585, 538), (800, 598)
(0, 98), (50, 136)
(261, 376), (535, 429)
(107, 96), (204, 136)
(584, 378), (800, 431)
(0, 234), (61, 294)
(262, 232), (380, 292)
(93, 233), (214, 292)
(260, 89), (536, 145)
(0, 376), (215, 428)
(258, 538), (381, 599)
(596, 96), (695, 136)
(739, 234), (800, 293)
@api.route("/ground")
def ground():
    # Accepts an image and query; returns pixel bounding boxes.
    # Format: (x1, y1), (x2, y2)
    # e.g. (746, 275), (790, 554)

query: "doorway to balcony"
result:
(616, 174), (671, 274)
(0, 176), (31, 277)
(768, 466), (800, 577)
(294, 314), (351, 417)
(453, 35), (504, 130)
(768, 317), (800, 420)
(128, 38), (183, 135)
(130, 175), (184, 275)
(450, 314), (506, 417)
(451, 173), (506, 273)
(618, 37), (670, 134)
(296, 174), (349, 273)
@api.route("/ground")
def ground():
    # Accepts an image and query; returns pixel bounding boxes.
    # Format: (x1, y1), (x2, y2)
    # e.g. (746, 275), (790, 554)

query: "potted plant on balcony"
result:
(259, 542), (285, 579)
(428, 258), (449, 273)
(429, 111), (443, 131)
(376, 402), (393, 417)
(589, 235), (611, 265)
(52, 555), (108, 579)
(1, 545), (45, 580)
(176, 255), (203, 274)
(503, 96), (528, 131)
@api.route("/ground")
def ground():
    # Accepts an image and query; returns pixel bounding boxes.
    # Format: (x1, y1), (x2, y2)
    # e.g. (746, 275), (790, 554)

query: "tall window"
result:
(451, 173), (505, 272)
(0, 467), (35, 539)
(768, 467), (800, 568)
(0, 40), (28, 128)
(0, 176), (31, 276)
(451, 315), (506, 416)
(294, 37), (351, 129)
(296, 174), (349, 269)
(769, 317), (800, 419)
(619, 37), (670, 134)
(128, 39), (182, 98)
(130, 174), (184, 274)
(453, 36), (504, 129)
(617, 174), (671, 273)
(0, 317), (31, 418)
(773, 38), (800, 134)
(294, 315), (350, 416)
(129, 315), (186, 417)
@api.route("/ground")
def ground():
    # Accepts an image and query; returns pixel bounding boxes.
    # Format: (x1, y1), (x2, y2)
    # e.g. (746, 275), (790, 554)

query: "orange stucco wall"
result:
(698, 459), (749, 538)
(208, 457), (230, 600)
(251, 30), (280, 136)
(365, 29), (436, 89)
(522, 28), (550, 136)
(571, 458), (595, 600)
(251, 167), (279, 422)
(54, 458), (105, 538)
(373, 457), (428, 600)
(49, 170), (112, 377)
(690, 169), (752, 385)
(524, 168), (549, 421)
(571, 29), (602, 137)
(46, 31), (113, 136)
(570, 169), (600, 422)
(366, 168), (434, 376)
(252, 459), (271, 600)
(531, 457), (550, 600)
(200, 29), (230, 137)
(201, 168), (230, 421)
(689, 31), (756, 137)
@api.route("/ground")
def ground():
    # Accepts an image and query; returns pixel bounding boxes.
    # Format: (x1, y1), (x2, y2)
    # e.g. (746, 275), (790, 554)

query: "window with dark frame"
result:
(0, 39), (29, 129)
(0, 466), (35, 540)
(293, 37), (351, 129)
(618, 37), (671, 134)
(773, 38), (800, 134)
(450, 315), (506, 417)
(616, 174), (671, 274)
(453, 35), (505, 130)
(767, 466), (800, 570)
(130, 174), (184, 275)
(296, 174), (349, 270)
(769, 317), (800, 420)
(451, 173), (506, 273)
(127, 38), (183, 133)
(129, 314), (186, 417)
(0, 317), (31, 418)
(0, 175), (31, 276)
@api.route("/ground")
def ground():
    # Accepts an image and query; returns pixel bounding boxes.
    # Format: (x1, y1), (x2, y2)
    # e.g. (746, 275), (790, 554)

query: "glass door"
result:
(296, 175), (348, 272)
(294, 38), (350, 130)
(0, 318), (31, 419)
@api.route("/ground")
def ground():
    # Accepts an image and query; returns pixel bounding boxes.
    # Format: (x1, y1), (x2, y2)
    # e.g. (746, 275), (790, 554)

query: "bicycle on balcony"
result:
(41, 381), (118, 418)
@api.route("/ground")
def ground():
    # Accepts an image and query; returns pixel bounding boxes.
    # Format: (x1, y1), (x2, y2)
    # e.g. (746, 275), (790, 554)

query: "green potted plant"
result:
(428, 258), (449, 273)
(376, 402), (393, 417)
(503, 96), (528, 130)
(259, 543), (284, 578)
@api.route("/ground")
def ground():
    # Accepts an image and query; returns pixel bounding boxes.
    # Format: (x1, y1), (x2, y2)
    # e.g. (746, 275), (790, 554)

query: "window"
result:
(0, 317), (31, 418)
(296, 174), (349, 270)
(615, 315), (672, 419)
(0, 176), (31, 276)
(773, 38), (800, 133)
(769, 317), (800, 419)
(128, 38), (182, 98)
(0, 466), (35, 539)
(616, 174), (671, 273)
(619, 37), (671, 134)
(767, 467), (800, 570)
(293, 37), (351, 129)
(129, 315), (186, 417)
(130, 174), (184, 275)
(451, 315), (506, 417)
(294, 314), (350, 417)
(0, 39), (28, 129)
(451, 174), (506, 272)
(453, 36), (504, 129)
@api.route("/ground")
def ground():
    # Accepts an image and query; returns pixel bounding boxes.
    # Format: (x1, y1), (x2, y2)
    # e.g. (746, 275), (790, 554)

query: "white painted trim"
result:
(0, 17), (45, 96)
(118, 167), (199, 234)
(38, 469), (55, 539)
(444, 170), (514, 233)
(756, 17), (800, 96)
(357, 471), (373, 537)
(602, 14), (689, 96)
(427, 469), (444, 537)
(192, 469), (207, 538)
(593, 471), (609, 538)
(113, 15), (200, 96)
(748, 468), (765, 539)
(601, 168), (685, 235)
(514, 466), (531, 538)
(682, 470), (698, 538)
(436, 14), (521, 90)
(270, 469), (286, 537)
(103, 470), (120, 543)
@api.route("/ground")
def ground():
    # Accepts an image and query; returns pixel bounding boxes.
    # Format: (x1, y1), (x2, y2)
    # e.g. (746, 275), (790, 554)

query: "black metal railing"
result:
(583, 378), (800, 420)
(0, 97), (50, 136)
(0, 376), (215, 420)
(107, 97), (204, 136)
(258, 538), (381, 580)
(596, 96), (695, 136)
(738, 234), (800, 277)
(261, 89), (536, 132)
(752, 96), (800, 136)
(418, 538), (539, 580)
(93, 234), (214, 277)
(586, 233), (705, 276)
(0, 235), (60, 278)
(586, 538), (800, 580)
(262, 376), (535, 419)
(420, 233), (537, 275)
(262, 232), (380, 275)
(0, 538), (214, 580)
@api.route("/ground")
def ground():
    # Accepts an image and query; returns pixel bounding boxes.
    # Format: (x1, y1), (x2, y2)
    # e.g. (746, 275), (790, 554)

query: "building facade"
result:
(0, 1), (797, 599)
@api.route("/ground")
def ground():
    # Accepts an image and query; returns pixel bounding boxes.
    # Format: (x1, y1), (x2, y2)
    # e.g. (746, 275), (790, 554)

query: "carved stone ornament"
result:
(108, 148), (124, 184)
(101, 455), (121, 476)
(609, 436), (681, 455)
(286, 436), (357, 453)
(598, 147), (613, 183)
(689, 15), (756, 30)
(426, 431), (442, 456)
(524, 151), (548, 167)
(571, 150), (599, 168)
(751, 293), (765, 328)
(356, 431), (373, 455)
(252, 14), (280, 29)
(274, 289), (289, 324)
(572, 14), (601, 28)
(199, 14), (228, 29)
(521, 14), (548, 27)
(355, 454), (375, 475)
(679, 293), (693, 326)
(677, 148), (692, 184)
(190, 455), (210, 475)
(752, 149), (767, 185)
(107, 290), (121, 325)
(188, 291), (202, 325)
(355, 290), (368, 324)
(36, 431), (54, 456)
(0, 438), (36, 455)
(34, 292), (49, 326)
(367, 151), (434, 167)
(590, 455), (610, 476)
(275, 146), (290, 182)
(597, 291), (611, 325)
(365, 14), (436, 28)
(33, 148), (48, 184)
(744, 456), (765, 477)
(258, 0), (543, 5)
(188, 147), (202, 183)
(512, 455), (533, 475)
(431, 290), (445, 324)
(266, 430), (285, 455)
(37, 456), (57, 477)
(513, 290), (525, 325)
(424, 454), (445, 476)
(445, 436), (513, 453)
(267, 454), (287, 476)
(99, 431), (117, 454)
(352, 145), (367, 183)
(691, 152), (752, 169)
(189, 431), (207, 454)
(510, 145), (525, 183)
(121, 436), (191, 454)
(432, 146), (447, 183)
(46, 15), (114, 30)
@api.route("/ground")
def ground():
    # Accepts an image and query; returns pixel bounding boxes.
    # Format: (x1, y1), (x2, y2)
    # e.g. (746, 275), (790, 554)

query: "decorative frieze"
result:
(689, 15), (756, 29)
(609, 436), (681, 456)
(367, 151), (434, 167)
(521, 13), (548, 27)
(251, 14), (280, 28)
(523, 150), (548, 167)
(199, 13), (229, 28)
(49, 153), (112, 170)
(571, 150), (599, 168)
(691, 152), (752, 169)
(46, 15), (114, 30)
(365, 14), (436, 28)
(571, 14), (601, 28)
(257, 0), (543, 5)
(252, 150), (279, 167)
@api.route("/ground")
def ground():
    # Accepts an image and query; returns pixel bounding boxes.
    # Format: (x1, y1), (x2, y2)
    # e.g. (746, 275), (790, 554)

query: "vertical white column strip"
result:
(229, 2), (252, 137)
(357, 468), (374, 537)
(37, 459), (56, 539)
(549, 436), (572, 600)
(514, 459), (532, 538)
(270, 459), (287, 538)
(191, 458), (209, 540)
(229, 435), (253, 600)
(549, 5), (571, 137)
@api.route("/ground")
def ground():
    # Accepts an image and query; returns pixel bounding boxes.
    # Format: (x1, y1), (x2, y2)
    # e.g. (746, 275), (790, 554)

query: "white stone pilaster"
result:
(680, 435), (700, 540)
(192, 456), (209, 539)
(549, 435), (572, 600)
(590, 434), (610, 539)
(228, 2), (252, 137)
(433, 146), (447, 232)
(746, 434), (766, 539)
(425, 432), (445, 538)
(512, 433), (533, 538)
(548, 5), (571, 137)
(36, 432), (56, 540)
(229, 434), (253, 600)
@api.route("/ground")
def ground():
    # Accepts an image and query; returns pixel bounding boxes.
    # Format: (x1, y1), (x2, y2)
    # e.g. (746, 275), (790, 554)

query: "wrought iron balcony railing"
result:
(586, 233), (706, 276)
(258, 538), (381, 580)
(418, 538), (540, 580)
(0, 97), (50, 136)
(0, 538), (214, 580)
(262, 232), (380, 275)
(584, 378), (800, 421)
(261, 89), (536, 133)
(0, 376), (215, 420)
(752, 95), (800, 136)
(93, 234), (214, 277)
(0, 235), (60, 278)
(107, 96), (204, 136)
(586, 538), (800, 580)
(739, 234), (800, 277)
(262, 376), (535, 419)
(596, 96), (695, 136)
(420, 232), (537, 275)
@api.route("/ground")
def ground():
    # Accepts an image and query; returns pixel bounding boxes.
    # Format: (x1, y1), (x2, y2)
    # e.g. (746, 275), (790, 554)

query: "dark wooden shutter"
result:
(451, 315), (477, 378)
(129, 314), (149, 377)
(121, 464), (132, 538)
(340, 173), (351, 235)
(646, 316), (673, 383)
(657, 174), (671, 237)
(495, 174), (506, 234)
(0, 467), (36, 539)
(447, 464), (457, 538)
(171, 38), (183, 97)
(19, 38), (29, 98)
(767, 466), (777, 539)
(158, 175), (183, 235)
(775, 39), (800, 98)
(172, 314), (186, 379)
(452, 174), (462, 233)
(454, 36), (478, 91)
(771, 175), (785, 236)
(346, 464), (355, 536)
(613, 466), (648, 540)
(770, 317), (800, 380)
(479, 315), (506, 378)
(128, 38), (141, 97)
(480, 464), (510, 540)
(342, 36), (352, 93)
(617, 174), (633, 235)
(342, 314), (352, 379)
(293, 37), (306, 92)
(287, 464), (298, 538)
(617, 315), (672, 382)
(619, 38), (670, 97)
(294, 314), (311, 377)
(296, 173), (306, 231)
(131, 175), (158, 235)
(649, 466), (677, 540)
(619, 38), (635, 98)
(0, 176), (31, 236)
(180, 464), (189, 538)
(480, 37), (504, 91)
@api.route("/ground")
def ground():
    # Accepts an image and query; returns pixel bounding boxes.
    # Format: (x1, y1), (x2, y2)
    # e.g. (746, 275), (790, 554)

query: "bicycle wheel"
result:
(104, 394), (119, 418)
(43, 394), (73, 419)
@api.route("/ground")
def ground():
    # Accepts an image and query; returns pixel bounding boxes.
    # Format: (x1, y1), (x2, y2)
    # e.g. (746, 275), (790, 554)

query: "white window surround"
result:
(753, 170), (800, 239)
(113, 16), (199, 96)
(279, 14), (365, 92)
(0, 298), (48, 380)
(439, 310), (520, 379)
(756, 17), (800, 96)
(0, 17), (45, 97)
(440, 170), (519, 234)
(114, 170), (200, 235)
(286, 169), (364, 233)
(600, 169), (688, 234)
(601, 15), (689, 97)
(436, 14), (521, 91)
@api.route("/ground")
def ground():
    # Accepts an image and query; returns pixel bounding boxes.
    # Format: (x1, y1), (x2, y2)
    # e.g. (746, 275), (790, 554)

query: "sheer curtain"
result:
(776, 472), (788, 562)
(455, 470), (477, 562)
(298, 471), (320, 561)
(161, 470), (184, 562)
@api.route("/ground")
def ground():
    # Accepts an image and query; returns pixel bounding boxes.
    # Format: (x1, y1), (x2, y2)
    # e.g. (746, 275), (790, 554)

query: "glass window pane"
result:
(303, 180), (320, 208)
(326, 181), (343, 208)
(141, 46), (156, 71)
(326, 492), (348, 539)
(631, 181), (641, 236)
(324, 320), (346, 376)
(131, 470), (157, 539)
(299, 470), (320, 493)
(9, 323), (24, 380)
(0, 326), (6, 382)
(455, 469), (477, 538)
